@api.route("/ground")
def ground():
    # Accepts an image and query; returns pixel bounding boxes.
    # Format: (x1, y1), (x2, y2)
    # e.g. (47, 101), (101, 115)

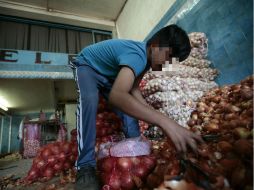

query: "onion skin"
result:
(233, 127), (251, 139)
(203, 123), (219, 133)
(240, 88), (253, 100)
(197, 144), (210, 158)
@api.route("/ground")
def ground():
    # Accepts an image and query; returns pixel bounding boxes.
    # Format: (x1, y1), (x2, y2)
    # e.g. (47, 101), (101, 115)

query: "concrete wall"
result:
(65, 104), (77, 140)
(116, 0), (176, 41)
(0, 115), (24, 154)
(176, 0), (253, 85)
(149, 0), (253, 85)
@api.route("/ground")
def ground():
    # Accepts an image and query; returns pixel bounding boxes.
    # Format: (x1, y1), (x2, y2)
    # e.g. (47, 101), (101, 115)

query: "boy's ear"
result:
(150, 43), (158, 48)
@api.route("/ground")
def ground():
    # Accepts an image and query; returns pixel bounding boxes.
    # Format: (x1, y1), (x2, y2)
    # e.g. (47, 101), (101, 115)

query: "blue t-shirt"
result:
(75, 39), (147, 79)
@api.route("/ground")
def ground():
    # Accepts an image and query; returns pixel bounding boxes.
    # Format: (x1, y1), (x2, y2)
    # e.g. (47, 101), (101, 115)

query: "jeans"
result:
(71, 63), (140, 169)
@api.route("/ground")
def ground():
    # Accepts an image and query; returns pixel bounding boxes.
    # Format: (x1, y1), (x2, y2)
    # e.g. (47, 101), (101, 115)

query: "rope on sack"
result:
(0, 71), (74, 79)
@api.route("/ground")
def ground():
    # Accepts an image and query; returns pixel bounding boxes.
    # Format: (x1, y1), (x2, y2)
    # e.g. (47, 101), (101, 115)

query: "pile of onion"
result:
(23, 140), (78, 183)
(180, 56), (211, 69)
(95, 111), (125, 154)
(142, 139), (180, 189)
(152, 76), (253, 190)
(185, 75), (253, 189)
(188, 32), (208, 59)
(96, 96), (127, 154)
(96, 112), (122, 138)
(139, 73), (217, 129)
(98, 155), (156, 190)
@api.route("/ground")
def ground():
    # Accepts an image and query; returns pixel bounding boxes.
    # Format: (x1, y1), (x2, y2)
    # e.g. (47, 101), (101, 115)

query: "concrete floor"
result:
(0, 158), (75, 190)
(0, 158), (32, 178)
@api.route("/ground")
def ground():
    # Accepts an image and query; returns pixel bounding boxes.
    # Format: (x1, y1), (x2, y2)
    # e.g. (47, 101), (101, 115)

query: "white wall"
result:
(116, 0), (176, 41)
(65, 104), (77, 140)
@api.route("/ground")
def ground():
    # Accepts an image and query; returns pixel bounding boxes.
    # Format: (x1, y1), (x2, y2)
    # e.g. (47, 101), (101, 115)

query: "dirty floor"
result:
(0, 158), (75, 190)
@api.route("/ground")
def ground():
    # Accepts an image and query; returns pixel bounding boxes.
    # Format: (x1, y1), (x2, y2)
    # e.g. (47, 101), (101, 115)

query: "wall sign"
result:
(0, 49), (76, 65)
(0, 49), (77, 79)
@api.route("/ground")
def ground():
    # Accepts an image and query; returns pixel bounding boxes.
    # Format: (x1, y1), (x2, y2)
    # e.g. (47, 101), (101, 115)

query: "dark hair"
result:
(147, 24), (191, 62)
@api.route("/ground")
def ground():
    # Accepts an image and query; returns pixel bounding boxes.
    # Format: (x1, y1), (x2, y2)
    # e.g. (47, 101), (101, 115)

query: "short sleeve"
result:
(118, 53), (146, 77)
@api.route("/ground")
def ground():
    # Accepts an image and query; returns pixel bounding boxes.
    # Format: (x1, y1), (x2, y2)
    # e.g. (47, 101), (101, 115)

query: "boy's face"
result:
(151, 46), (172, 71)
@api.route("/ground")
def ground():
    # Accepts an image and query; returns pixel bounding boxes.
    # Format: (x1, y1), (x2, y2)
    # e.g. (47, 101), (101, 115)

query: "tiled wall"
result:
(177, 0), (253, 85)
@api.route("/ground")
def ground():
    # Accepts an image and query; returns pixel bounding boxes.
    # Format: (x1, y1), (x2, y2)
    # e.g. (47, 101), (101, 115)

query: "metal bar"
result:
(8, 116), (12, 153)
(92, 31), (95, 44)
(0, 14), (112, 35)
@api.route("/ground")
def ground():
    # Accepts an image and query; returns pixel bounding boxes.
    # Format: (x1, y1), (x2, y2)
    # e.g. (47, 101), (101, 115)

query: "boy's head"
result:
(146, 24), (191, 71)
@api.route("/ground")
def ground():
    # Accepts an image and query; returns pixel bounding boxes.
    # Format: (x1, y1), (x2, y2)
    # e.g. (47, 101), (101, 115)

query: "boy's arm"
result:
(130, 72), (149, 106)
(109, 67), (203, 152)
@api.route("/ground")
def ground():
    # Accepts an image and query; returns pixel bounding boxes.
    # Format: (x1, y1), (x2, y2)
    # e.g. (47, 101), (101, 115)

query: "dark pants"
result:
(71, 64), (140, 169)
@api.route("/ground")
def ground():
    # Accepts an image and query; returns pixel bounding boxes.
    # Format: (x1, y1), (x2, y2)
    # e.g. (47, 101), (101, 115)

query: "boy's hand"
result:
(161, 119), (203, 152)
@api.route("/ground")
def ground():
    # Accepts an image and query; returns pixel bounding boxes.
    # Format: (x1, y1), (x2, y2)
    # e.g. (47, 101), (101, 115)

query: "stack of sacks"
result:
(95, 96), (125, 152)
(97, 137), (156, 190)
(139, 32), (218, 129)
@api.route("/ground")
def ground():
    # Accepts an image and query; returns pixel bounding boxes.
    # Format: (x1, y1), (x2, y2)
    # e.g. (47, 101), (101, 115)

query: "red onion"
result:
(47, 155), (57, 166)
(71, 142), (78, 155)
(63, 162), (71, 170)
(27, 168), (39, 181)
(141, 155), (156, 170)
(100, 157), (115, 172)
(41, 148), (52, 160)
(117, 157), (133, 171)
(109, 172), (121, 190)
(58, 152), (66, 162)
(43, 167), (54, 180)
(120, 171), (135, 190)
(50, 144), (61, 155)
(36, 159), (46, 170)
(62, 142), (71, 153)
(132, 164), (149, 179)
(53, 162), (63, 173)
(33, 156), (42, 165)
